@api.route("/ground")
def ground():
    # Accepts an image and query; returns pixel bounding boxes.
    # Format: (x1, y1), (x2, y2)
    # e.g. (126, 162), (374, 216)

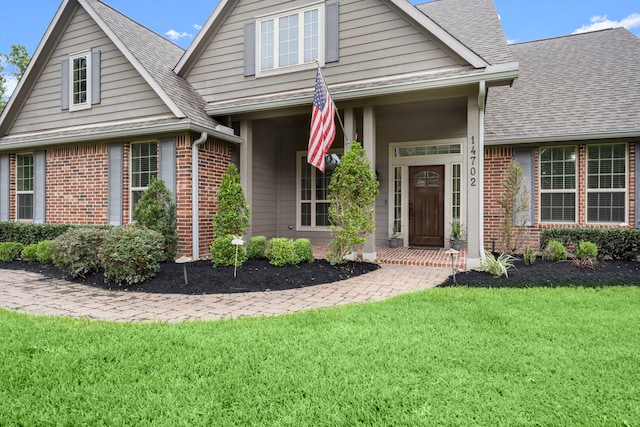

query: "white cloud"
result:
(3, 75), (18, 100)
(164, 29), (193, 41)
(193, 24), (202, 31)
(572, 13), (640, 34)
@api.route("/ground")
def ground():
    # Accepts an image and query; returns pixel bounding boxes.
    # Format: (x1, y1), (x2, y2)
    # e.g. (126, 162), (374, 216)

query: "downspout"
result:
(477, 80), (486, 263)
(192, 132), (208, 260)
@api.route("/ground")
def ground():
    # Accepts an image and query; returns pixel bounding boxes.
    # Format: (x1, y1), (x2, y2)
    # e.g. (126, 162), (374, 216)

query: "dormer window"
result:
(257, 4), (324, 75)
(68, 51), (92, 111)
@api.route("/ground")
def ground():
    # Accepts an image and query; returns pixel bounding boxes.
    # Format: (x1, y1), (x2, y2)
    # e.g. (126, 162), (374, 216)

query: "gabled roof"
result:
(175, 0), (490, 76)
(485, 28), (640, 144)
(417, 0), (514, 65)
(0, 0), (232, 144)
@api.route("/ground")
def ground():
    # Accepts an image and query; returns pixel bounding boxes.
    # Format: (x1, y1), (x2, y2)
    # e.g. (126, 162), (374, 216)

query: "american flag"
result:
(308, 68), (336, 172)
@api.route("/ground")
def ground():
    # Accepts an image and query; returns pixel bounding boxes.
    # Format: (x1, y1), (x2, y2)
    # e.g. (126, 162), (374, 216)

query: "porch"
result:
(312, 244), (467, 270)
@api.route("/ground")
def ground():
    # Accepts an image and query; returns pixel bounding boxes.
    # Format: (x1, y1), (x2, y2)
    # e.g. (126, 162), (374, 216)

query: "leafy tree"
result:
(134, 178), (178, 261)
(212, 163), (251, 238)
(497, 160), (530, 254)
(1, 45), (30, 111)
(327, 141), (379, 263)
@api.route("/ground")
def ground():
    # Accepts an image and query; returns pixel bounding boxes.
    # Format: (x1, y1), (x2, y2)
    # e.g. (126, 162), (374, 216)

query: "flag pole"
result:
(315, 62), (351, 143)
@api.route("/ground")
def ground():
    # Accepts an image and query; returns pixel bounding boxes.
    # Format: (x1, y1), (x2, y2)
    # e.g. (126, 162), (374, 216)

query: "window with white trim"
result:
(540, 146), (576, 222)
(16, 153), (34, 221)
(130, 142), (157, 221)
(587, 143), (627, 223)
(69, 51), (92, 111)
(298, 151), (340, 228)
(258, 4), (322, 74)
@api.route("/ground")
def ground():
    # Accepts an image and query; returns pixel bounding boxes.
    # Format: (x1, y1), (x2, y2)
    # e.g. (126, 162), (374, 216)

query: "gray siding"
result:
(10, 7), (172, 135)
(187, 0), (461, 104)
(251, 121), (278, 237)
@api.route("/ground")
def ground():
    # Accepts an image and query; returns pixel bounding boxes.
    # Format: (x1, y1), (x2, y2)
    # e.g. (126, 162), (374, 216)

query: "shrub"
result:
(20, 244), (39, 262)
(540, 227), (640, 261)
(0, 242), (25, 262)
(267, 238), (298, 266)
(477, 251), (517, 278)
(523, 246), (536, 265)
(134, 178), (178, 261)
(35, 240), (53, 264)
(212, 164), (251, 238)
(575, 241), (597, 261)
(210, 235), (246, 268)
(98, 227), (164, 286)
(50, 228), (107, 278)
(543, 240), (567, 262)
(247, 236), (267, 259)
(0, 222), (72, 246)
(294, 238), (314, 263)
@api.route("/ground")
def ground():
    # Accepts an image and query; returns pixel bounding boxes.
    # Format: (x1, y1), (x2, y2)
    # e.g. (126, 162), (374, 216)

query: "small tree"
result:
(497, 160), (530, 254)
(212, 163), (251, 238)
(134, 178), (178, 261)
(327, 141), (379, 263)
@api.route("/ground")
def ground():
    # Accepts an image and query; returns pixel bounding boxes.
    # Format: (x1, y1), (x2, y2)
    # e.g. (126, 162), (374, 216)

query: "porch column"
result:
(362, 106), (376, 261)
(466, 82), (486, 268)
(240, 120), (253, 238)
(343, 108), (355, 150)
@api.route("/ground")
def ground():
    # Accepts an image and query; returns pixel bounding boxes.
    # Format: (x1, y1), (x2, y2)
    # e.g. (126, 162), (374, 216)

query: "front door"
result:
(409, 165), (445, 246)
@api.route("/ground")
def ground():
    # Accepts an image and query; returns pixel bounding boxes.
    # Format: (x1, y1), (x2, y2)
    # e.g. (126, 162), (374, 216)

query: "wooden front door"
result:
(409, 165), (445, 246)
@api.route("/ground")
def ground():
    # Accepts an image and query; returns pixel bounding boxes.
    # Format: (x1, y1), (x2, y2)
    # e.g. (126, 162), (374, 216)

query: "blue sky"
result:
(1, 0), (639, 95)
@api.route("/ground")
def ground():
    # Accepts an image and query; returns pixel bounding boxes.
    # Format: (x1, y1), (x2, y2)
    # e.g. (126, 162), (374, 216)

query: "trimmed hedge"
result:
(0, 222), (73, 245)
(247, 236), (268, 260)
(267, 238), (298, 266)
(50, 228), (108, 278)
(210, 235), (247, 267)
(540, 228), (640, 261)
(0, 242), (25, 262)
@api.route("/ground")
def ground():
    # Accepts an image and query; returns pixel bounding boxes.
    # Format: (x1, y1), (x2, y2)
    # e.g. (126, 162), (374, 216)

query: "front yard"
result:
(1, 286), (639, 426)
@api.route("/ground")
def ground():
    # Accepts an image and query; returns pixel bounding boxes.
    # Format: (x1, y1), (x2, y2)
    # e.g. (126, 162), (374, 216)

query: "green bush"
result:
(294, 238), (314, 263)
(50, 228), (107, 278)
(477, 251), (517, 278)
(523, 246), (536, 265)
(134, 178), (178, 261)
(212, 164), (251, 238)
(210, 235), (246, 268)
(0, 222), (73, 245)
(247, 236), (267, 259)
(575, 241), (597, 260)
(98, 227), (164, 286)
(20, 244), (39, 262)
(0, 242), (25, 262)
(540, 227), (640, 261)
(267, 238), (298, 266)
(543, 240), (567, 262)
(35, 240), (53, 264)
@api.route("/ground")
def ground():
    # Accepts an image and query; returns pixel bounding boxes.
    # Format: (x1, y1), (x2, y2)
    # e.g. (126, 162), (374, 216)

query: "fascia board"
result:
(486, 131), (640, 146)
(206, 64), (518, 115)
(78, 0), (187, 119)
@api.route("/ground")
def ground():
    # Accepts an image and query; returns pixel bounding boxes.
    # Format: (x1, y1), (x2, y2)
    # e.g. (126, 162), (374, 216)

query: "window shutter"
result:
(91, 50), (101, 105)
(636, 143), (640, 228)
(33, 151), (46, 224)
(0, 154), (9, 221)
(325, 1), (340, 63)
(108, 143), (123, 225)
(244, 21), (256, 77)
(61, 59), (69, 110)
(513, 148), (534, 226)
(159, 137), (177, 200)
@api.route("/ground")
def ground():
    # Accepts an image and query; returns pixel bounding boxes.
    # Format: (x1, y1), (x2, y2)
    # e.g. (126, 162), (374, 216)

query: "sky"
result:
(1, 0), (639, 98)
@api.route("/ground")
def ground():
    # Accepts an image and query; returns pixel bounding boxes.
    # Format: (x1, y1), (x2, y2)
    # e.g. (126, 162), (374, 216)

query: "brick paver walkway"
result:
(0, 265), (450, 322)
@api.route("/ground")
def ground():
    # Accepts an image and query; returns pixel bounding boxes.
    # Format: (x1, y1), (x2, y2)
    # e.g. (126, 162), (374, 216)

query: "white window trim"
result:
(68, 50), (92, 112)
(538, 145), (578, 224)
(129, 141), (158, 223)
(256, 2), (325, 77)
(296, 149), (340, 231)
(585, 143), (628, 225)
(16, 153), (34, 222)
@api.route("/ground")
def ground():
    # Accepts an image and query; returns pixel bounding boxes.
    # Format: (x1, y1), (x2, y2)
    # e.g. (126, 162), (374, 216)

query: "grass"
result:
(1, 287), (639, 426)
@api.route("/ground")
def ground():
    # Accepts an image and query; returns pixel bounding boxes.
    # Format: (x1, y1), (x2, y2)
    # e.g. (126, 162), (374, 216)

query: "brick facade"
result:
(484, 142), (636, 253)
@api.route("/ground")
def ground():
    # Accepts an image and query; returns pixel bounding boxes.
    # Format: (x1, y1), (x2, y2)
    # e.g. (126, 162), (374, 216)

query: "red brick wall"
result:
(46, 145), (109, 224)
(484, 142), (636, 253)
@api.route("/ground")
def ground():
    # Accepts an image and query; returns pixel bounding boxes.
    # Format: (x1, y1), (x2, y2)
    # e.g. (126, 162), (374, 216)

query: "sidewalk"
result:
(0, 265), (450, 322)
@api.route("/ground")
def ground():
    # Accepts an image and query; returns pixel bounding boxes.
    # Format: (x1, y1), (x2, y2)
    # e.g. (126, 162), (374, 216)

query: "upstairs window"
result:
(257, 5), (323, 75)
(68, 51), (92, 111)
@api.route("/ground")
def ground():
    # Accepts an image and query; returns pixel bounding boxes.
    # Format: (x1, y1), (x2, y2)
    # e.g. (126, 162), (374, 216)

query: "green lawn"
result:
(1, 287), (639, 426)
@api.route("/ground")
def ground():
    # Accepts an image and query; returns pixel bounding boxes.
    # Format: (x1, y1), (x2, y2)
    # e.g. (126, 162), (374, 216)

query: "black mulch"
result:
(439, 258), (640, 288)
(0, 259), (380, 295)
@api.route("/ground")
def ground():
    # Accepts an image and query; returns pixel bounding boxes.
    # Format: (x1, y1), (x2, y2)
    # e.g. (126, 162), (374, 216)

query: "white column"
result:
(362, 106), (376, 261)
(466, 83), (486, 268)
(240, 120), (253, 238)
(343, 108), (355, 152)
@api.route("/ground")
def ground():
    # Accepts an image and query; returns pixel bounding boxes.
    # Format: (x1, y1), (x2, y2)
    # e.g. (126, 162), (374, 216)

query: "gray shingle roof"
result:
(417, 0), (514, 65)
(485, 28), (640, 142)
